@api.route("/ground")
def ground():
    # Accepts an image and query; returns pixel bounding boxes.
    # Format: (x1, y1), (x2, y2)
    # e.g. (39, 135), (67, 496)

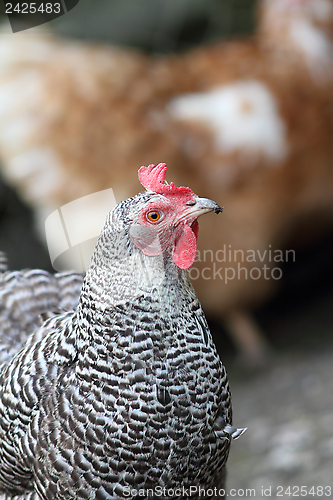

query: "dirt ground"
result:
(225, 290), (333, 499)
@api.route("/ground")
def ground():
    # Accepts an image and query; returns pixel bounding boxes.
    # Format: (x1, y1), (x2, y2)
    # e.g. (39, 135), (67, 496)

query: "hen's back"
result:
(0, 253), (83, 365)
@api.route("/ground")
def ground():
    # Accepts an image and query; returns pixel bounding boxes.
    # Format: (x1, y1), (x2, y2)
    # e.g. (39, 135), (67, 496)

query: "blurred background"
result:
(0, 0), (332, 494)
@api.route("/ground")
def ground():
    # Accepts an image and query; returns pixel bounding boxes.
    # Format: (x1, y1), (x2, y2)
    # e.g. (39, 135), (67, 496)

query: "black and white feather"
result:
(0, 185), (245, 499)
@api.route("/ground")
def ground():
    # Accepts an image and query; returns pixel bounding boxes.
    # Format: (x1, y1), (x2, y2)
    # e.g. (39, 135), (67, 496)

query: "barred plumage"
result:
(0, 268), (83, 365)
(0, 164), (245, 499)
(0, 254), (7, 275)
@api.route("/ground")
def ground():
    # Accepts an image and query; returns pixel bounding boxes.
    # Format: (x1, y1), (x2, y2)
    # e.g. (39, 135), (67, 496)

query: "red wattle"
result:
(173, 222), (198, 269)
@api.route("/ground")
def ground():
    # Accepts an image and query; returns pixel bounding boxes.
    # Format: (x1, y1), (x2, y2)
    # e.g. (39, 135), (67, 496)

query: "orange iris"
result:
(146, 211), (161, 223)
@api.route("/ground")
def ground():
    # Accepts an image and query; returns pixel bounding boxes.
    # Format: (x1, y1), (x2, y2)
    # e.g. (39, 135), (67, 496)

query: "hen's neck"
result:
(85, 250), (192, 305)
(75, 249), (203, 381)
(76, 248), (198, 345)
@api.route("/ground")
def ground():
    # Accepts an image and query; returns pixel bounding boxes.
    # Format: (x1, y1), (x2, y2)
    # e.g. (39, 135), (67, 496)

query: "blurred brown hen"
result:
(0, 0), (332, 364)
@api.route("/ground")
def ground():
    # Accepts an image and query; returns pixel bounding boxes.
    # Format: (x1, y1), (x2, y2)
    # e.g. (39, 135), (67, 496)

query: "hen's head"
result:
(104, 163), (222, 270)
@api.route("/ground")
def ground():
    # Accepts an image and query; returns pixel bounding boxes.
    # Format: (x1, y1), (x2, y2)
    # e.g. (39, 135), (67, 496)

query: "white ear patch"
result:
(168, 80), (289, 162)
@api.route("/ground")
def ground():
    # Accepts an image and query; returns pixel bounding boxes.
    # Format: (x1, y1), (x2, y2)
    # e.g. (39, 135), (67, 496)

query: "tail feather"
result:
(0, 262), (83, 365)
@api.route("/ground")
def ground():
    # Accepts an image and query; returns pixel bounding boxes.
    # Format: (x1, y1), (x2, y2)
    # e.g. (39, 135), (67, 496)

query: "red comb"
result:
(138, 163), (194, 198)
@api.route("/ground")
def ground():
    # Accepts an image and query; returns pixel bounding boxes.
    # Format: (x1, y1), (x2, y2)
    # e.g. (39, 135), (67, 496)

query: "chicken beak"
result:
(176, 197), (223, 225)
(192, 197), (223, 215)
(172, 197), (223, 269)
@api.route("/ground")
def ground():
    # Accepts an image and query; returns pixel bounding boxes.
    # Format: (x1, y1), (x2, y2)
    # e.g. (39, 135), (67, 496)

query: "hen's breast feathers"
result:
(0, 272), (231, 497)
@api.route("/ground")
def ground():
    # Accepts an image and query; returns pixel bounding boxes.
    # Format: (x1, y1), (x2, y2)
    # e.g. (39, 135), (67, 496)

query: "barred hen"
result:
(0, 164), (245, 499)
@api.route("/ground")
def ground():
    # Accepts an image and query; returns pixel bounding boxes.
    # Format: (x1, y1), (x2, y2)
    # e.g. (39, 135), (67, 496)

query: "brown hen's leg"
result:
(224, 309), (271, 369)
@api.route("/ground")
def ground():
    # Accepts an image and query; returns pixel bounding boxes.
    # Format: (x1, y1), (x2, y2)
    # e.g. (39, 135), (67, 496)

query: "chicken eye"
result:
(146, 210), (162, 223)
